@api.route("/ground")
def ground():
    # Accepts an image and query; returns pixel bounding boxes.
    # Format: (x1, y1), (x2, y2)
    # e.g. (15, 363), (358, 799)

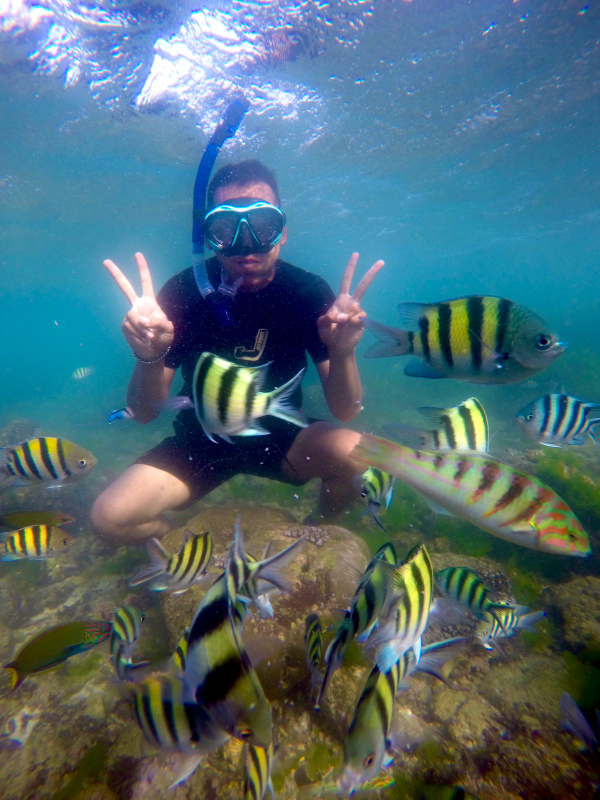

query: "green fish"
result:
(339, 638), (465, 794)
(110, 606), (150, 681)
(304, 613), (322, 694)
(243, 741), (275, 800)
(1, 524), (75, 561)
(358, 467), (396, 531)
(301, 773), (395, 797)
(475, 607), (545, 650)
(0, 511), (74, 529)
(130, 529), (213, 594)
(434, 566), (516, 635)
(4, 620), (112, 690)
(369, 543), (434, 673)
(0, 437), (97, 491)
(184, 519), (304, 746)
(385, 397), (489, 453)
(352, 434), (591, 556)
(365, 296), (565, 383)
(316, 542), (399, 708)
(128, 674), (229, 788)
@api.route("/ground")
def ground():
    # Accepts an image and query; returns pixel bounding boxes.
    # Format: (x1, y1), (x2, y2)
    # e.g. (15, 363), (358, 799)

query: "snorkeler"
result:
(91, 159), (383, 543)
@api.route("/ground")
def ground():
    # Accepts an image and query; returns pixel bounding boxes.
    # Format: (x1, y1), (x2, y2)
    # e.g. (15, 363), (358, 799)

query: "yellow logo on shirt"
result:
(234, 329), (269, 362)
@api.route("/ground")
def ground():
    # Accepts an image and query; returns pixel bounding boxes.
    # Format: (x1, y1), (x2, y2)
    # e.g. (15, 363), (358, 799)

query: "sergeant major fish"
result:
(516, 393), (600, 447)
(364, 296), (565, 384)
(338, 637), (465, 794)
(369, 543), (434, 673)
(71, 366), (95, 380)
(166, 352), (307, 443)
(316, 542), (399, 708)
(130, 529), (213, 594)
(244, 741), (275, 800)
(0, 437), (97, 491)
(356, 467), (396, 531)
(385, 397), (489, 453)
(352, 434), (591, 556)
(110, 606), (150, 681)
(434, 566), (517, 635)
(184, 519), (304, 746)
(475, 607), (545, 650)
(1, 525), (75, 561)
(127, 674), (229, 788)
(304, 613), (322, 695)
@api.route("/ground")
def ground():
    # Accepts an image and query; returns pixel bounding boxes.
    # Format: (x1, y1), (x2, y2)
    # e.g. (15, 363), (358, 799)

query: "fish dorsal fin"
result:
(182, 529), (195, 544)
(397, 301), (431, 332)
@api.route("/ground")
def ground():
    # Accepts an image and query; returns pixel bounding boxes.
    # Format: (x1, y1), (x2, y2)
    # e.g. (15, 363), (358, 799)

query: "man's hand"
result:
(104, 252), (174, 361)
(317, 253), (384, 356)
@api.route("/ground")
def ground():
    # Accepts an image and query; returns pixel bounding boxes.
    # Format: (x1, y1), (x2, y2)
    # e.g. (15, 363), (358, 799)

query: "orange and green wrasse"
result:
(369, 544), (434, 674)
(338, 637), (466, 794)
(1, 524), (75, 561)
(130, 529), (213, 594)
(475, 607), (545, 650)
(316, 542), (399, 709)
(0, 511), (74, 529)
(0, 437), (97, 491)
(364, 296), (565, 384)
(4, 620), (112, 690)
(352, 435), (591, 557)
(300, 772), (395, 796)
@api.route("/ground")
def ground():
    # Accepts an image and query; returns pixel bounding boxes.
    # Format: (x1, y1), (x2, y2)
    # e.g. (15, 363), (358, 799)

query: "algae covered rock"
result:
(545, 575), (600, 661)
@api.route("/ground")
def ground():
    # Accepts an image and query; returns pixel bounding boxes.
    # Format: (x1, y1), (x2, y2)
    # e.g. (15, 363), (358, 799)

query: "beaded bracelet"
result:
(133, 346), (171, 364)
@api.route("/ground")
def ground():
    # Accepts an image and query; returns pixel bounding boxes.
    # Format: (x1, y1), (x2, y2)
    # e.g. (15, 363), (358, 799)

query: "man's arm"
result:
(316, 357), (362, 422)
(127, 363), (175, 424)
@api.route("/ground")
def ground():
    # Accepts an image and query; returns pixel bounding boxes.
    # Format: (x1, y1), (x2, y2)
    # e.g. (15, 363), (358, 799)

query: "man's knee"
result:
(90, 491), (130, 542)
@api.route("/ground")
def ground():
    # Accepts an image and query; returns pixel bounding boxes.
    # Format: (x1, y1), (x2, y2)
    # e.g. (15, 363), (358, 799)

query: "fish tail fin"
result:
(268, 368), (307, 427)
(560, 692), (598, 751)
(251, 535), (306, 593)
(129, 538), (169, 586)
(517, 610), (545, 632)
(416, 637), (467, 686)
(0, 450), (14, 491)
(368, 502), (387, 532)
(364, 318), (410, 359)
(4, 663), (22, 691)
(376, 640), (404, 674)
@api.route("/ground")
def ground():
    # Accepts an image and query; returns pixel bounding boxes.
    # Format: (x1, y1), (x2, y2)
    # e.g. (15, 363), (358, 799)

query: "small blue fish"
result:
(108, 407), (135, 424)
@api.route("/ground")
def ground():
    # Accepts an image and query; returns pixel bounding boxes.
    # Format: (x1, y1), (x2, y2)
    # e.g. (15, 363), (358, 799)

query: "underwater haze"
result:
(2, 1), (600, 798)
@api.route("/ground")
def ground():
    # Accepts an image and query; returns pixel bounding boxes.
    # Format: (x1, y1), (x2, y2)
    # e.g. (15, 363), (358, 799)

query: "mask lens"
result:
(246, 206), (284, 246)
(205, 211), (239, 250)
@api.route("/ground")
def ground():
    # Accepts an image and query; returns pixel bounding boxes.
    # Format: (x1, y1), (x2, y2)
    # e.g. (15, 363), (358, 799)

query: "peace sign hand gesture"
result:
(104, 252), (175, 361)
(317, 253), (384, 357)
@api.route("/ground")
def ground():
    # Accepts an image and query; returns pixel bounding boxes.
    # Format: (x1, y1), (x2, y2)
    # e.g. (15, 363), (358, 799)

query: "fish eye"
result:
(140, 613), (146, 622)
(535, 334), (552, 350)
(79, 459), (87, 467)
(568, 532), (576, 541)
(62, 538), (70, 546)
(526, 414), (534, 421)
(360, 490), (367, 498)
(238, 729), (252, 740)
(364, 753), (375, 767)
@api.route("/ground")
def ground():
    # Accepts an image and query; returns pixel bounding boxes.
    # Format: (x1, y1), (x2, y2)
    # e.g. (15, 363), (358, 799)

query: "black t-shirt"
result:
(158, 257), (336, 440)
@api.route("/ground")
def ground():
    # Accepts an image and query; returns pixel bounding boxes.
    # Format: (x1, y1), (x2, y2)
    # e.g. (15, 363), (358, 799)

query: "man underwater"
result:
(91, 159), (383, 543)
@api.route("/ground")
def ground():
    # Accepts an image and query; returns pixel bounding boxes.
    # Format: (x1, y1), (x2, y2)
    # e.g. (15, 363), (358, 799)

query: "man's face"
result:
(211, 181), (287, 292)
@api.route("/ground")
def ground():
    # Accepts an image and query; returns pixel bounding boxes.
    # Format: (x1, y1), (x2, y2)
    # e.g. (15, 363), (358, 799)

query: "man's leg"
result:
(90, 463), (218, 545)
(282, 421), (363, 521)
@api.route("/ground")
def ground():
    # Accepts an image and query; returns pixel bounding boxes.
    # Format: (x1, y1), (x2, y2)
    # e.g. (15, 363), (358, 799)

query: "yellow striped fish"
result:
(1, 525), (75, 561)
(243, 741), (275, 800)
(127, 674), (229, 788)
(130, 529), (213, 594)
(358, 467), (396, 531)
(110, 606), (149, 681)
(476, 607), (545, 650)
(169, 628), (189, 676)
(71, 366), (95, 380)
(365, 296), (565, 384)
(368, 543), (434, 673)
(0, 437), (97, 491)
(190, 352), (307, 442)
(386, 397), (489, 453)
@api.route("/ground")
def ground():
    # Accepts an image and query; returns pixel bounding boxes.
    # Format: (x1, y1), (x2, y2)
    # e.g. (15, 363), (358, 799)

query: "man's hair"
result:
(206, 159), (281, 209)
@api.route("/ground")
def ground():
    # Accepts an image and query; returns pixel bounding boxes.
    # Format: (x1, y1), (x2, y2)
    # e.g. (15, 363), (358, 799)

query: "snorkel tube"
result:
(192, 96), (250, 301)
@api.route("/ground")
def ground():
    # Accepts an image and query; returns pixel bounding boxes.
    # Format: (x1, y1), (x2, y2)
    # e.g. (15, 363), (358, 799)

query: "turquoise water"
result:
(2, 1), (600, 798)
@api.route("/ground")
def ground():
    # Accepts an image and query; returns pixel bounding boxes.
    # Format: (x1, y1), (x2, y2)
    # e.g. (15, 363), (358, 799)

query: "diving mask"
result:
(204, 198), (286, 257)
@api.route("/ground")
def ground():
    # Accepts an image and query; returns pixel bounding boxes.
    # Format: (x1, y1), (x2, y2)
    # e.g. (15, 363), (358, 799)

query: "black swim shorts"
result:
(134, 417), (312, 503)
